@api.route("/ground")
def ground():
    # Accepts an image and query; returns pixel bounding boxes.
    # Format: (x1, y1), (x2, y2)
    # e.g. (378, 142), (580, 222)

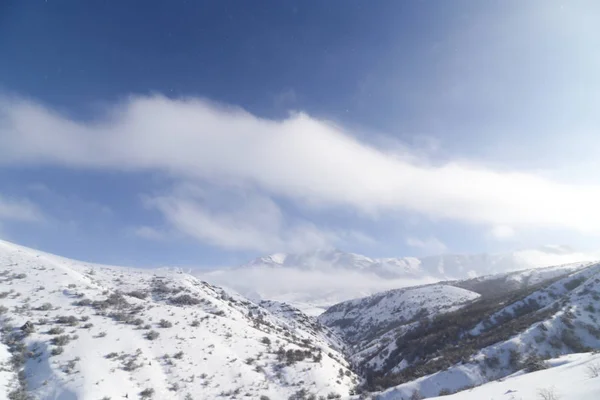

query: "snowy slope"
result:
(360, 262), (600, 398)
(318, 264), (589, 374)
(375, 352), (600, 400)
(0, 340), (15, 400)
(319, 284), (480, 346)
(199, 247), (595, 314)
(451, 261), (590, 297)
(0, 240), (356, 400)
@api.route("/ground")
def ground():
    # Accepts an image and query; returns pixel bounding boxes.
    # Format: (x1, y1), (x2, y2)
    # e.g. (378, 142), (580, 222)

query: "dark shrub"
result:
(56, 315), (79, 326)
(50, 346), (64, 356)
(47, 326), (65, 335)
(50, 335), (71, 346)
(140, 388), (154, 399)
(158, 319), (173, 328)
(170, 294), (201, 306)
(127, 290), (148, 300)
(145, 330), (160, 340)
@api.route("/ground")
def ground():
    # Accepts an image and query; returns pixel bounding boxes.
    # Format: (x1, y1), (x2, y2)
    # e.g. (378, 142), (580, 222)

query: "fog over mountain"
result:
(197, 246), (596, 315)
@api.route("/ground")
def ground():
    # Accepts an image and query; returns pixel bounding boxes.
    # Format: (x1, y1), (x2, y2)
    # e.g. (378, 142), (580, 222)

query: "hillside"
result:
(0, 240), (356, 400)
(199, 247), (595, 315)
(319, 262), (588, 352)
(376, 352), (600, 400)
(3, 239), (600, 400)
(321, 261), (600, 398)
(319, 284), (480, 347)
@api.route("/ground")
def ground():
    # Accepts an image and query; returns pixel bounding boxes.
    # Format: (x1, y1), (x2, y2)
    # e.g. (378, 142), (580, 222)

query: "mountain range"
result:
(198, 246), (595, 315)
(3, 239), (600, 399)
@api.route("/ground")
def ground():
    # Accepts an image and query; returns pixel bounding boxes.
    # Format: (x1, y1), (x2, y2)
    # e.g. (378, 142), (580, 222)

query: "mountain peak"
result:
(200, 246), (598, 316)
(245, 248), (374, 270)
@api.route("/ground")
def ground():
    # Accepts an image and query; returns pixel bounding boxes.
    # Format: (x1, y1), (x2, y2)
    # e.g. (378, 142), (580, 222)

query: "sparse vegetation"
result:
(587, 363), (600, 378)
(36, 302), (53, 311)
(158, 319), (173, 328)
(126, 290), (148, 299)
(51, 346), (64, 356)
(537, 387), (560, 400)
(170, 293), (201, 306)
(145, 330), (160, 340)
(362, 271), (573, 391)
(139, 388), (155, 399)
(521, 354), (549, 372)
(47, 326), (65, 335)
(50, 335), (71, 346)
(564, 277), (586, 291)
(410, 390), (423, 400)
(56, 315), (79, 326)
(2, 322), (32, 400)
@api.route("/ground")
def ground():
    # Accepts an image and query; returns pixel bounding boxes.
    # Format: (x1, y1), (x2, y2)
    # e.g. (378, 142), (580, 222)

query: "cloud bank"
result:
(2, 95), (600, 251)
(0, 194), (42, 222)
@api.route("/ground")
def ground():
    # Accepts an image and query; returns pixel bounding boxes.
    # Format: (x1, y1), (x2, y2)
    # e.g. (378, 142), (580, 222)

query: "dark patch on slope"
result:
(361, 271), (577, 392)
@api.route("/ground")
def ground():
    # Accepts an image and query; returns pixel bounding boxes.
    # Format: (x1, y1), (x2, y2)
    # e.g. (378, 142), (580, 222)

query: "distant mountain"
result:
(247, 245), (591, 278)
(198, 246), (596, 315)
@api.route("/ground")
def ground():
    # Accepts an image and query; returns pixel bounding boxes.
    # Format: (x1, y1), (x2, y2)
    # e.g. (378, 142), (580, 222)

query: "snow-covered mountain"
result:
(319, 260), (600, 398)
(3, 238), (600, 400)
(247, 246), (591, 278)
(319, 284), (481, 347)
(376, 352), (600, 400)
(0, 240), (357, 400)
(199, 247), (596, 315)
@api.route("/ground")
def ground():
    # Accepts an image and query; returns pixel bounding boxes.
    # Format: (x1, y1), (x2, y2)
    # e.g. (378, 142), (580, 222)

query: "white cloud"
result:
(406, 236), (448, 254)
(144, 185), (340, 252)
(2, 95), (600, 239)
(0, 194), (42, 222)
(199, 266), (435, 311)
(132, 226), (167, 241)
(273, 88), (297, 107)
(490, 225), (515, 240)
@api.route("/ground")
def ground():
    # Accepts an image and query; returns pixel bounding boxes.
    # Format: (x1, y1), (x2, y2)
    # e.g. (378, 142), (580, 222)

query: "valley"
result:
(2, 240), (600, 399)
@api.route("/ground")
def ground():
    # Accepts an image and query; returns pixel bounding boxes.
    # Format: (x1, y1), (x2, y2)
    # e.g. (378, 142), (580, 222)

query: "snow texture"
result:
(0, 239), (355, 400)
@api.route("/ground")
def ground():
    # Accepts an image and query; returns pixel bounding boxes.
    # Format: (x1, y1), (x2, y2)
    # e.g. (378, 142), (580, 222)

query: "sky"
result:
(1, 1), (600, 267)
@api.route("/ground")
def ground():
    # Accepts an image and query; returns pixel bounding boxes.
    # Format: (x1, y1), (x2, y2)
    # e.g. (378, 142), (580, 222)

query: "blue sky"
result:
(1, 1), (600, 267)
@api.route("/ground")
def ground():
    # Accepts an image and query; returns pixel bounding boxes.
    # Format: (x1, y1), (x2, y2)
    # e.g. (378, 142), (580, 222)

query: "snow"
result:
(3, 238), (598, 400)
(364, 261), (600, 398)
(376, 353), (600, 400)
(0, 239), (356, 400)
(320, 284), (480, 343)
(198, 248), (596, 315)
(0, 341), (15, 400)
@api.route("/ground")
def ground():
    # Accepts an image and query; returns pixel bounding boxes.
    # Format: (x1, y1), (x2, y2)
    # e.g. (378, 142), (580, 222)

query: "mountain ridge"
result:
(199, 246), (597, 315)
(3, 239), (600, 399)
(0, 239), (357, 399)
